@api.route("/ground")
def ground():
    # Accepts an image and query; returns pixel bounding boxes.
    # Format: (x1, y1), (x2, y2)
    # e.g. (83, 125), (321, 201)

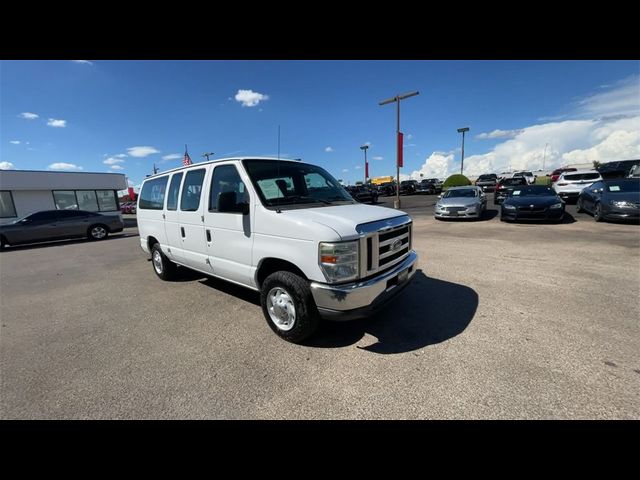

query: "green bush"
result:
(442, 174), (471, 189)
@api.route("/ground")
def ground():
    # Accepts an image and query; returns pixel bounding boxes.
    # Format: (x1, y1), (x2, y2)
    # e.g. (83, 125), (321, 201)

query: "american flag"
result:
(183, 145), (193, 166)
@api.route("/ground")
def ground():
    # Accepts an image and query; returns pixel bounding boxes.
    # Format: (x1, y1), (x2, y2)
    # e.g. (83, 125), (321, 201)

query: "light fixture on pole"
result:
(379, 90), (420, 209)
(202, 152), (214, 161)
(542, 142), (549, 171)
(457, 127), (470, 175)
(360, 144), (369, 184)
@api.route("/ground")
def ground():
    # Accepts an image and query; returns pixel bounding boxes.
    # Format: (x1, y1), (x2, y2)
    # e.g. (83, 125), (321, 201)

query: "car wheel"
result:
(0, 235), (6, 249)
(576, 198), (584, 213)
(151, 243), (177, 280)
(88, 224), (109, 241)
(594, 203), (604, 222)
(261, 271), (320, 343)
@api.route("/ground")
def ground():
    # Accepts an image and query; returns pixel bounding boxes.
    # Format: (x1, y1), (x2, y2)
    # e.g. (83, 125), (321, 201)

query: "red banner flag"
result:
(365, 162), (369, 179)
(128, 187), (136, 201)
(397, 132), (404, 168)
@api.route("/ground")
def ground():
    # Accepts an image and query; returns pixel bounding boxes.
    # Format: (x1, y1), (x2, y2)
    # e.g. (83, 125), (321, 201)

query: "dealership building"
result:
(0, 170), (127, 225)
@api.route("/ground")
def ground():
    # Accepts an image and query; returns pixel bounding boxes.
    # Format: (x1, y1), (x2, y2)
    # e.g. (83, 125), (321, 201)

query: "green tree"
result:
(443, 174), (472, 189)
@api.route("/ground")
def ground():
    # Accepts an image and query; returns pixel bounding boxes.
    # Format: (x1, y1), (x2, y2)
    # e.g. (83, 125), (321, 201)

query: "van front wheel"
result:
(261, 271), (320, 343)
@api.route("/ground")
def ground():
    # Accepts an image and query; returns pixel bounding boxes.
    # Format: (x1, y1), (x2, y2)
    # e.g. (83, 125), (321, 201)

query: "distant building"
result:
(0, 170), (127, 225)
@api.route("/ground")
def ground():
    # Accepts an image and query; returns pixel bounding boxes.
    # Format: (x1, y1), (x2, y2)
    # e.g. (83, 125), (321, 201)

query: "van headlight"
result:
(319, 241), (359, 282)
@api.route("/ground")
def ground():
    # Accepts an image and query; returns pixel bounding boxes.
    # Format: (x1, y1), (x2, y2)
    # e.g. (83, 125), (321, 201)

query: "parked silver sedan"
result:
(434, 186), (487, 220)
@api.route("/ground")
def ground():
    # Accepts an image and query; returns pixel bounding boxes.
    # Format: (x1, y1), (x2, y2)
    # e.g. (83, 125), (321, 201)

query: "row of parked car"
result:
(120, 202), (137, 214)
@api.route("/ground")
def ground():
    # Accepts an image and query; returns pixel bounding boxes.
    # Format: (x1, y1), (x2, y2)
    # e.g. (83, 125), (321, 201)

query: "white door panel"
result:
(164, 172), (184, 263)
(177, 167), (209, 270)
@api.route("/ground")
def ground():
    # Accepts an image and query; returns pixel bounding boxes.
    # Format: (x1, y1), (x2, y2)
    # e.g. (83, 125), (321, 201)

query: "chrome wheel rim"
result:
(91, 226), (107, 239)
(595, 205), (601, 220)
(152, 250), (163, 274)
(266, 287), (296, 331)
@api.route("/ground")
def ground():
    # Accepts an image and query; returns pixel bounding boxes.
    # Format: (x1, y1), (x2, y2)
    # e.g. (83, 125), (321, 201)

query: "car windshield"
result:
(606, 181), (640, 193)
(564, 173), (600, 181)
(501, 178), (527, 186)
(478, 175), (495, 180)
(443, 189), (477, 198)
(509, 186), (555, 197)
(242, 160), (355, 209)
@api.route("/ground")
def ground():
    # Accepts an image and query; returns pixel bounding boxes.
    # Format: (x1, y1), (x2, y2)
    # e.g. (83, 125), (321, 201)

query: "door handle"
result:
(162, 213), (166, 219)
(181, 227), (185, 238)
(206, 229), (211, 242)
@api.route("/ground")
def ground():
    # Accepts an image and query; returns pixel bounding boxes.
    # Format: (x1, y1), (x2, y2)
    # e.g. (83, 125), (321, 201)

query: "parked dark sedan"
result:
(0, 210), (124, 249)
(399, 180), (419, 195)
(576, 178), (640, 222)
(494, 176), (529, 204)
(500, 185), (565, 222)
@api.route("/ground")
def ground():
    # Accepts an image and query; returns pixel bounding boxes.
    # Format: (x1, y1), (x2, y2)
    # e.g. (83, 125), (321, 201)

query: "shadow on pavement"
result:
(1, 232), (137, 252)
(306, 270), (478, 353)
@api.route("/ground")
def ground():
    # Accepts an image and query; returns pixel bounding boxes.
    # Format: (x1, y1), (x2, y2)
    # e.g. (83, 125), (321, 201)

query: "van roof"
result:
(143, 157), (302, 180)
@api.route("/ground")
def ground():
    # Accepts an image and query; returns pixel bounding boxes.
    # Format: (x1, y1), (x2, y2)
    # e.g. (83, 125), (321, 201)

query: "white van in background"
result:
(137, 157), (417, 343)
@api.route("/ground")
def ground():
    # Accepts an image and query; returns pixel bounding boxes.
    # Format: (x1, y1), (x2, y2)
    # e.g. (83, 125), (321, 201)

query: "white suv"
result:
(137, 157), (417, 343)
(552, 169), (603, 202)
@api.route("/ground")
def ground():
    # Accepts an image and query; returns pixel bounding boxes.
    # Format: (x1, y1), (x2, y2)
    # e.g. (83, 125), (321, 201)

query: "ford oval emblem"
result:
(390, 239), (403, 252)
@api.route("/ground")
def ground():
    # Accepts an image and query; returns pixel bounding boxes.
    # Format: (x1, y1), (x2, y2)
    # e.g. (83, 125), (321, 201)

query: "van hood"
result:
(280, 203), (408, 239)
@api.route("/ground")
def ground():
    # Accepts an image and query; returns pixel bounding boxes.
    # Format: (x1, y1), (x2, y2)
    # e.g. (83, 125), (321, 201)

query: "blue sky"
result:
(1, 60), (638, 187)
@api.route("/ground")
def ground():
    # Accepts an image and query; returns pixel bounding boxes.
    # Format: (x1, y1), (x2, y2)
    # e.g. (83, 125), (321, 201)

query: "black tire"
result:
(151, 243), (177, 280)
(260, 271), (320, 343)
(0, 235), (6, 249)
(594, 203), (604, 222)
(88, 224), (109, 241)
(576, 198), (584, 213)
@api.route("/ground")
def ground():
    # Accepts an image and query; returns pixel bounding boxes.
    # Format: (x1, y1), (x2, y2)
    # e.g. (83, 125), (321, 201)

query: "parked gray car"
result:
(0, 210), (124, 249)
(435, 186), (487, 220)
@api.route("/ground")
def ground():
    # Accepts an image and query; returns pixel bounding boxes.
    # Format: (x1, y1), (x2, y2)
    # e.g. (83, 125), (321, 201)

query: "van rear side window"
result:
(139, 176), (169, 210)
(180, 169), (206, 211)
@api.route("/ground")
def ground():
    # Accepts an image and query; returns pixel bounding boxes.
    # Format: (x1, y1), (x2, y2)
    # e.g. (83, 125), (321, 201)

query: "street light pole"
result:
(360, 144), (369, 184)
(379, 91), (419, 209)
(542, 143), (549, 171)
(457, 127), (469, 175)
(202, 152), (214, 162)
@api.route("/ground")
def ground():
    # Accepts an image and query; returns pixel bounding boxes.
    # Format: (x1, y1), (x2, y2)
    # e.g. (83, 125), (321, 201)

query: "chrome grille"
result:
(444, 206), (467, 213)
(356, 215), (412, 278)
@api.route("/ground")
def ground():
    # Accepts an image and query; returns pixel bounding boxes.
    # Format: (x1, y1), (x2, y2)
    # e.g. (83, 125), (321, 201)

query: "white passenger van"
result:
(137, 157), (417, 342)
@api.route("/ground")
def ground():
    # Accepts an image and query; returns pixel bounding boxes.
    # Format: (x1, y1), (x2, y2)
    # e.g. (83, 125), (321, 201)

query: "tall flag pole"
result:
(183, 144), (193, 166)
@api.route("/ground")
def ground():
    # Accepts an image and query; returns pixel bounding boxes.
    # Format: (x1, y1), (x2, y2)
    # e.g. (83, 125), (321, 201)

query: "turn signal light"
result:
(320, 255), (338, 264)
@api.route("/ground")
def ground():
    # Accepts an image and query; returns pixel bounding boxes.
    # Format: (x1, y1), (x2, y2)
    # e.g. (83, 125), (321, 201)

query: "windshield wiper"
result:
(278, 195), (333, 205)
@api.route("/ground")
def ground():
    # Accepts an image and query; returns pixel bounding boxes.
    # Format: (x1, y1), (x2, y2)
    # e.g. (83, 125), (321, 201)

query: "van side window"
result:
(209, 165), (248, 212)
(139, 176), (169, 210)
(166, 172), (183, 211)
(180, 169), (206, 212)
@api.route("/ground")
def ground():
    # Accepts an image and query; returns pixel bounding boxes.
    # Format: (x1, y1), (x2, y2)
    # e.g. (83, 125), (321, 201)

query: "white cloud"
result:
(48, 162), (82, 171)
(20, 112), (39, 120)
(234, 89), (269, 107)
(110, 165), (124, 170)
(162, 153), (181, 161)
(127, 146), (160, 157)
(115, 153), (127, 158)
(103, 157), (125, 165)
(342, 168), (349, 173)
(71, 60), (93, 65)
(576, 75), (640, 118)
(355, 165), (362, 170)
(363, 141), (372, 146)
(406, 134), (413, 140)
(476, 129), (523, 140)
(372, 156), (384, 160)
(408, 77), (640, 180)
(47, 118), (67, 128)
(0, 161), (15, 170)
(325, 146), (334, 152)
(9, 140), (21, 145)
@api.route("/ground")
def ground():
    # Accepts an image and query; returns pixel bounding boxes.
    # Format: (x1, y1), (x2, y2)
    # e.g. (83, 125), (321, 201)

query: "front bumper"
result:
(435, 208), (481, 219)
(603, 207), (640, 220)
(501, 207), (564, 221)
(310, 251), (418, 321)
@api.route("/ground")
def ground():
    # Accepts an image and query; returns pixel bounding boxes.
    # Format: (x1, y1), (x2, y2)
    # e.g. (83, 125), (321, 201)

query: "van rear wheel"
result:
(151, 243), (177, 280)
(261, 271), (320, 343)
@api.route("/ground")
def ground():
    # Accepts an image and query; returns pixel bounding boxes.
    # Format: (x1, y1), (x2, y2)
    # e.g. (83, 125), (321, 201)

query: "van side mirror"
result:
(217, 191), (249, 214)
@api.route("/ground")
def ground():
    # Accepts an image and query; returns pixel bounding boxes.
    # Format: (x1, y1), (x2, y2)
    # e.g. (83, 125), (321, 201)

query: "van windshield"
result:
(243, 160), (355, 209)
